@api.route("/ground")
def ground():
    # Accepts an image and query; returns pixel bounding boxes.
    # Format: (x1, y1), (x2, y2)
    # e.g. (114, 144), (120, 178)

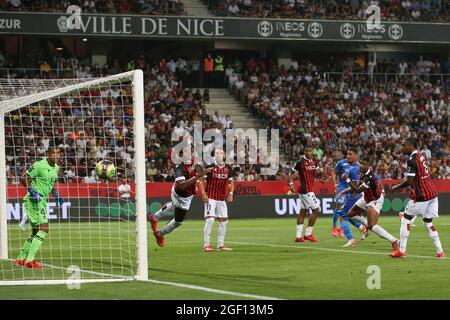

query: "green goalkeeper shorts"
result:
(23, 196), (48, 227)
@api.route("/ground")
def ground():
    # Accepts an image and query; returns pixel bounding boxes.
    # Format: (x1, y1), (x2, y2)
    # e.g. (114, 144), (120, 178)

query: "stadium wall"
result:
(1, 11), (450, 43)
(5, 181), (450, 221)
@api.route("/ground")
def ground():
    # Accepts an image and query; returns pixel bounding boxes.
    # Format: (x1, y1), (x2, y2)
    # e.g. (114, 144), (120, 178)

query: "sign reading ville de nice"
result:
(0, 5), (449, 43)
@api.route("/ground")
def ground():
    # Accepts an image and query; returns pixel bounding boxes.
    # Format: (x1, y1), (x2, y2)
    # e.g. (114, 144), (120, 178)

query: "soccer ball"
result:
(96, 160), (116, 180)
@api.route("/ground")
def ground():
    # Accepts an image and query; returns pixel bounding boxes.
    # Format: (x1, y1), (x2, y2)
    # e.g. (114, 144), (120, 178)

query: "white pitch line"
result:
(144, 278), (283, 300)
(3, 258), (283, 299)
(227, 241), (444, 260)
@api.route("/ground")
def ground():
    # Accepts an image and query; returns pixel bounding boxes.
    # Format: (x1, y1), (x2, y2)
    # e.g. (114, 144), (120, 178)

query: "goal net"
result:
(0, 71), (148, 285)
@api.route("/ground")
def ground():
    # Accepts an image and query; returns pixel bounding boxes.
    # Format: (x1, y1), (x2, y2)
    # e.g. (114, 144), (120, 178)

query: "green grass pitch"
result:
(1, 216), (450, 300)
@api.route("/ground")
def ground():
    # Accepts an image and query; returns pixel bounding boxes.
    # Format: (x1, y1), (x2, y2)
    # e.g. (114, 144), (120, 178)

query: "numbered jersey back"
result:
(406, 151), (437, 202)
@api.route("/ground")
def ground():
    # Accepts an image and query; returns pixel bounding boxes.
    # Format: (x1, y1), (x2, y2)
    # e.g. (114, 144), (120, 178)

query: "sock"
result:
(204, 217), (215, 247)
(17, 234), (35, 260)
(423, 222), (443, 253)
(26, 230), (48, 263)
(296, 224), (304, 238)
(217, 220), (228, 248)
(340, 219), (353, 241)
(305, 226), (313, 236)
(158, 219), (182, 236)
(350, 215), (368, 227)
(399, 217), (411, 253)
(371, 225), (397, 243)
(332, 210), (339, 228)
(153, 202), (174, 221)
(349, 218), (362, 229)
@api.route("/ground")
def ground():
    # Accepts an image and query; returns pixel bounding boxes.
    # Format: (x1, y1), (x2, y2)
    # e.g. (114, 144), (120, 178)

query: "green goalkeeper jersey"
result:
(26, 158), (59, 198)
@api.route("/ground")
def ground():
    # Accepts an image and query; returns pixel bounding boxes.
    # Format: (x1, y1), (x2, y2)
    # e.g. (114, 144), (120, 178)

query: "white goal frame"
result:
(0, 70), (148, 284)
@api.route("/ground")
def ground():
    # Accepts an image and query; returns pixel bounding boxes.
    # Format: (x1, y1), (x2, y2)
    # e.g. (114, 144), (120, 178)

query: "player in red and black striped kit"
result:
(337, 157), (398, 250)
(148, 160), (213, 247)
(288, 146), (322, 243)
(390, 138), (445, 259)
(198, 148), (234, 252)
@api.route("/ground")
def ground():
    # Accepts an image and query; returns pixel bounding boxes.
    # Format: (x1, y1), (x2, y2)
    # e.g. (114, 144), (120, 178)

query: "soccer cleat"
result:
(342, 239), (357, 247)
(218, 246), (233, 251)
(147, 215), (158, 233)
(25, 260), (43, 269)
(204, 245), (215, 252)
(436, 252), (446, 259)
(360, 226), (368, 240)
(303, 234), (319, 243)
(389, 250), (407, 258)
(153, 230), (165, 248)
(332, 227), (339, 237)
(338, 228), (344, 238)
(391, 240), (399, 251)
(295, 237), (306, 243)
(14, 259), (26, 267)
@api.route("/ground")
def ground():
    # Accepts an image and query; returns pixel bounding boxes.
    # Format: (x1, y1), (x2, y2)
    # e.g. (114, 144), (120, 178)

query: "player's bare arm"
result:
(176, 167), (214, 192)
(226, 179), (234, 203)
(392, 177), (413, 192)
(198, 175), (209, 203)
(20, 171), (32, 189)
(287, 171), (298, 194)
(340, 173), (368, 194)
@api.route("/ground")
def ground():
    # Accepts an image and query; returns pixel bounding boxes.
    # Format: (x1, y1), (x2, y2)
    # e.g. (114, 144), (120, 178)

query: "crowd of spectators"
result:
(205, 0), (450, 22)
(1, 50), (449, 184)
(0, 0), (186, 15)
(227, 55), (449, 179)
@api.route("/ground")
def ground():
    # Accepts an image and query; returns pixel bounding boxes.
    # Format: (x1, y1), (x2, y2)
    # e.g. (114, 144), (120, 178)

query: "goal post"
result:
(0, 70), (148, 285)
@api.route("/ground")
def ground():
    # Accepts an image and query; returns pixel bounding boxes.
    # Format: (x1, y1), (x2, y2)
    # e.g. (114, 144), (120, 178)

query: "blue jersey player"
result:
(331, 148), (367, 247)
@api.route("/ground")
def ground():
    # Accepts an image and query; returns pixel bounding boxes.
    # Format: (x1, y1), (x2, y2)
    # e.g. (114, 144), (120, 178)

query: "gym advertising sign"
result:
(1, 9), (449, 43)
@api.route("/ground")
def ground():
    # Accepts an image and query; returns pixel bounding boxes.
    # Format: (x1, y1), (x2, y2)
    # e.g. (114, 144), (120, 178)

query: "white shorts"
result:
(171, 186), (194, 211)
(355, 195), (384, 214)
(405, 197), (439, 219)
(204, 199), (228, 219)
(299, 192), (320, 211)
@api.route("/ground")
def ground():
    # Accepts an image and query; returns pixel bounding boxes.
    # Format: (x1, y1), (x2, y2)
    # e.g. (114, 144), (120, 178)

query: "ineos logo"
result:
(257, 21), (273, 38)
(307, 22), (323, 39)
(388, 24), (403, 40)
(340, 23), (355, 39)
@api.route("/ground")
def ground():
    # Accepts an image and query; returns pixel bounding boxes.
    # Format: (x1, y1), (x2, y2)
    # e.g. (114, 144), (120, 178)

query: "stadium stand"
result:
(204, 0), (450, 22)
(0, 0), (186, 15)
(2, 51), (449, 183)
(228, 55), (449, 179)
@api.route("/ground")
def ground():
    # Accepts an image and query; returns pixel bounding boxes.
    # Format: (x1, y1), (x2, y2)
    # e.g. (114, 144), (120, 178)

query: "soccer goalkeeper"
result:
(15, 146), (64, 269)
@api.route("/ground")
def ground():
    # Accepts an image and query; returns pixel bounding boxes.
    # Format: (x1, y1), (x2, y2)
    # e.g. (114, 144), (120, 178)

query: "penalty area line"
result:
(145, 278), (283, 300)
(227, 241), (444, 260)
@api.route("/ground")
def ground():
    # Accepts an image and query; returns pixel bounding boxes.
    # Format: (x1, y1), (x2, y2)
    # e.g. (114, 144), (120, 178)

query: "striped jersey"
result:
(173, 163), (201, 198)
(292, 156), (319, 194)
(406, 150), (437, 202)
(205, 164), (233, 201)
(360, 167), (382, 202)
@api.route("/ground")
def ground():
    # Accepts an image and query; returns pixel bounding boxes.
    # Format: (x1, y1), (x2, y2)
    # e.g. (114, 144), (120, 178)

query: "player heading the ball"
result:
(147, 158), (213, 248)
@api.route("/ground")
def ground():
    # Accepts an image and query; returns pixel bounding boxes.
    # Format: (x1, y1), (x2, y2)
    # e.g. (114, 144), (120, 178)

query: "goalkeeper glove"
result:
(52, 191), (65, 206)
(27, 187), (41, 203)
